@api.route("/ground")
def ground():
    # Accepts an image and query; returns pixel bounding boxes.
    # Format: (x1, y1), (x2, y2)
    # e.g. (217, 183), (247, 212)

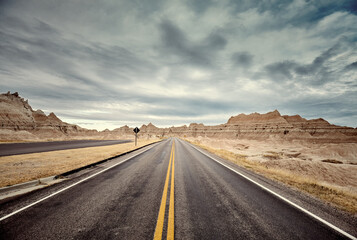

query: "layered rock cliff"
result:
(137, 110), (357, 143)
(1, 92), (356, 142)
(0, 92), (98, 140)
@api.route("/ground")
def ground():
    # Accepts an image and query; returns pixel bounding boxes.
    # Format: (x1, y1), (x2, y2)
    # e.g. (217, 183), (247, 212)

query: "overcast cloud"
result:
(0, 0), (356, 130)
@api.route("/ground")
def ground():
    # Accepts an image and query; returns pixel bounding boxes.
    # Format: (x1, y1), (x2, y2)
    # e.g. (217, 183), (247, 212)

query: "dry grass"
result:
(0, 140), (31, 143)
(263, 151), (282, 160)
(0, 139), (159, 188)
(187, 140), (357, 214)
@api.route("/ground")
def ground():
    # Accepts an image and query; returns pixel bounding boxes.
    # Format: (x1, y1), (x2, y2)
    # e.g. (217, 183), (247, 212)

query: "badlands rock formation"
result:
(0, 92), (99, 141)
(138, 110), (357, 143)
(1, 91), (356, 142)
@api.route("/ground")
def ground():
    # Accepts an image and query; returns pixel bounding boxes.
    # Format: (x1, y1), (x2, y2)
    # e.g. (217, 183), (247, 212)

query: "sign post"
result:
(133, 127), (140, 146)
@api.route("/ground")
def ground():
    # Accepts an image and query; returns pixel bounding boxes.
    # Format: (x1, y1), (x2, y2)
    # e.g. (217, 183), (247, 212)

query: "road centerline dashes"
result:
(154, 141), (175, 240)
(167, 141), (175, 240)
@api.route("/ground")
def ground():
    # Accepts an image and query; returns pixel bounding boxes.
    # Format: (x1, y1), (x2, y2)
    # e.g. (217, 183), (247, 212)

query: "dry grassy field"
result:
(0, 139), (159, 188)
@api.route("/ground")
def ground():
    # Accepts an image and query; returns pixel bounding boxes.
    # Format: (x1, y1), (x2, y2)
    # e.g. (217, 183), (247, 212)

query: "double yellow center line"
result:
(154, 141), (175, 240)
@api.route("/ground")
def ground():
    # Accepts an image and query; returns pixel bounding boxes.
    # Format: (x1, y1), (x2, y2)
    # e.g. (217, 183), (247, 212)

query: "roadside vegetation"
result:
(0, 139), (159, 188)
(186, 139), (357, 214)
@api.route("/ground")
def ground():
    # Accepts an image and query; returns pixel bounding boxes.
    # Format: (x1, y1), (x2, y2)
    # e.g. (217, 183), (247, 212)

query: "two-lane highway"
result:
(0, 138), (356, 239)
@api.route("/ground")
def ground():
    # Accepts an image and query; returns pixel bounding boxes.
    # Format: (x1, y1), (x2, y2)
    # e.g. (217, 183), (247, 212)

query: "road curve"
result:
(0, 139), (131, 156)
(0, 138), (355, 239)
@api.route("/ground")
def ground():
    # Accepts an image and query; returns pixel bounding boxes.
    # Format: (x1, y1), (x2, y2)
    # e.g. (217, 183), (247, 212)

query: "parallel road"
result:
(0, 139), (131, 156)
(0, 138), (356, 239)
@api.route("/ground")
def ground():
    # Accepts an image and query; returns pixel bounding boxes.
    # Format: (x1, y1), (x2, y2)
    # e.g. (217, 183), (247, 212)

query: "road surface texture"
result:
(0, 140), (131, 156)
(0, 138), (356, 239)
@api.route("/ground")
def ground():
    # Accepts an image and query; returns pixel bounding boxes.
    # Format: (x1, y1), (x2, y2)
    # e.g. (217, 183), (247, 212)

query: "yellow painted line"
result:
(154, 142), (175, 240)
(167, 142), (175, 240)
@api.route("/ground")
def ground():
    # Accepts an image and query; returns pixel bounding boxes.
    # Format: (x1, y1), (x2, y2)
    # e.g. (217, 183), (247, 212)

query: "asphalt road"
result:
(0, 140), (131, 156)
(0, 138), (356, 239)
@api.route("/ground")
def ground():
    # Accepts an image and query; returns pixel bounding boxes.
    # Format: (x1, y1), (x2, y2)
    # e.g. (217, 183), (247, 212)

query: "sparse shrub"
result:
(263, 151), (282, 160)
(321, 159), (343, 164)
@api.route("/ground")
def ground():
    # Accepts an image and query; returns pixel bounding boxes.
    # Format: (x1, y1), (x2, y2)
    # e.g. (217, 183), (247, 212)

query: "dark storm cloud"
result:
(231, 51), (254, 67)
(187, 0), (213, 14)
(279, 90), (357, 124)
(0, 12), (158, 102)
(222, 0), (357, 44)
(265, 61), (297, 81)
(207, 33), (227, 51)
(159, 19), (227, 67)
(227, 0), (293, 14)
(285, 1), (357, 28)
(159, 20), (207, 65)
(344, 61), (357, 72)
(294, 41), (345, 76)
(126, 0), (164, 16)
(0, 0), (356, 128)
(0, 14), (59, 36)
(0, 12), (154, 71)
(263, 38), (356, 85)
(229, 0), (356, 27)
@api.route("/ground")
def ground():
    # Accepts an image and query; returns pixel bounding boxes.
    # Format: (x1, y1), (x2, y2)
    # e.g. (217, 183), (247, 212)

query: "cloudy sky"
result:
(1, 0), (356, 130)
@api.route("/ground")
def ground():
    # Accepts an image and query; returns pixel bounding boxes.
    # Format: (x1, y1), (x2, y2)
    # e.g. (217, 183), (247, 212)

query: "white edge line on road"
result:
(183, 140), (357, 240)
(0, 142), (160, 222)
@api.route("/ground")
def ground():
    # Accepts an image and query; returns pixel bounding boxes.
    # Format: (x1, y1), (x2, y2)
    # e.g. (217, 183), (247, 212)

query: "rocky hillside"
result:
(0, 92), (99, 140)
(138, 110), (357, 143)
(1, 92), (356, 142)
(1, 92), (75, 132)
